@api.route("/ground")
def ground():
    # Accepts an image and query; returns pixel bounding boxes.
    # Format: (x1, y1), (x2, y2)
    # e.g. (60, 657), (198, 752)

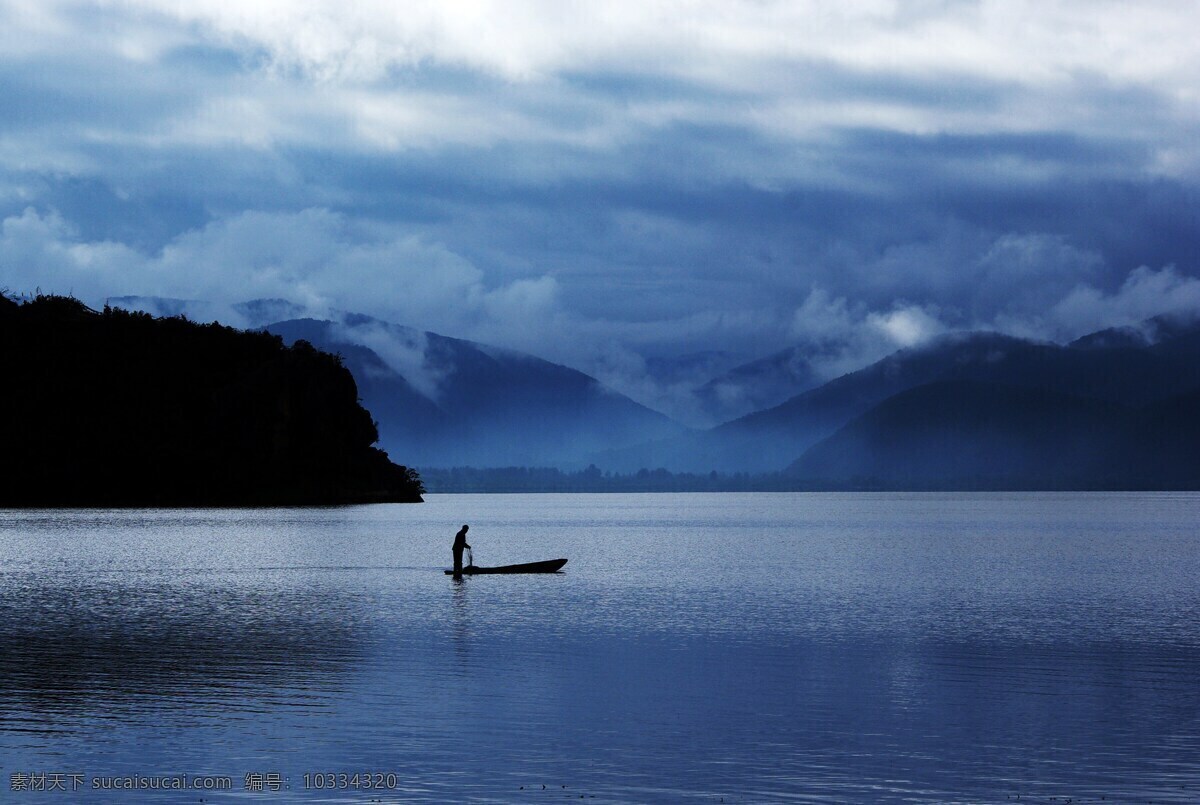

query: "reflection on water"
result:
(0, 495), (1198, 803)
(0, 576), (364, 735)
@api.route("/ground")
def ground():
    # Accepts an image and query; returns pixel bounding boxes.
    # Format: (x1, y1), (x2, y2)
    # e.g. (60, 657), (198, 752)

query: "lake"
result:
(1, 493), (1198, 803)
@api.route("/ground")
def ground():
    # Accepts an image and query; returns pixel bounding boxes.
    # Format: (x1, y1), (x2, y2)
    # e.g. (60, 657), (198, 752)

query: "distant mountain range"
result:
(263, 316), (685, 468)
(107, 295), (1200, 488)
(691, 345), (828, 424)
(596, 316), (1200, 483)
(788, 379), (1200, 489)
(109, 296), (687, 468)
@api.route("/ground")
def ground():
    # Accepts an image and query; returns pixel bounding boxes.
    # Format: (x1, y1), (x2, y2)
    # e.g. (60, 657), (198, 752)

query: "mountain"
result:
(101, 293), (1200, 483)
(265, 315), (686, 468)
(691, 345), (827, 424)
(643, 351), (742, 386)
(0, 295), (423, 505)
(786, 380), (1132, 488)
(1139, 387), (1200, 487)
(104, 296), (689, 468)
(596, 317), (1200, 474)
(786, 379), (1200, 489)
(1067, 314), (1200, 350)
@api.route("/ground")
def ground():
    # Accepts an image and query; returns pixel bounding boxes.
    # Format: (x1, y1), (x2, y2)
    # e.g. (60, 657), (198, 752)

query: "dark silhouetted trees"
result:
(0, 295), (423, 505)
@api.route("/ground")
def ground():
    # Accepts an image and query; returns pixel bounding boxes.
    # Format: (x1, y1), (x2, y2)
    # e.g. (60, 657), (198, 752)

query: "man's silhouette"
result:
(452, 524), (471, 577)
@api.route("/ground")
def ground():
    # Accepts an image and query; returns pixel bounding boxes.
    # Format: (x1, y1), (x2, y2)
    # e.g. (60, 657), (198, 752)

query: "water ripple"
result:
(0, 494), (1198, 803)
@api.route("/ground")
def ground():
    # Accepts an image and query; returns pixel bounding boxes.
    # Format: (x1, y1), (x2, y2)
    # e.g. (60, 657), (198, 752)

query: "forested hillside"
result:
(0, 295), (423, 505)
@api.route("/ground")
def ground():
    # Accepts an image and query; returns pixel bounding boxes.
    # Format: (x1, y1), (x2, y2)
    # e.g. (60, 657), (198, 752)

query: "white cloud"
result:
(790, 287), (854, 343)
(331, 318), (450, 401)
(789, 287), (948, 379)
(473, 275), (560, 346)
(0, 205), (564, 349)
(972, 233), (1105, 320)
(0, 207), (147, 297)
(867, 305), (944, 347)
(96, 0), (1199, 92)
(1046, 265), (1200, 339)
(3, 1), (1197, 170)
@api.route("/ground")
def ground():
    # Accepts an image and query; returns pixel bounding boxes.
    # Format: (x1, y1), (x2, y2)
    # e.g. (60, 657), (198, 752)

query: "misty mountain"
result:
(787, 380), (1131, 488)
(1067, 314), (1200, 350)
(104, 296), (688, 468)
(105, 292), (1200, 482)
(596, 316), (1200, 474)
(265, 316), (686, 468)
(691, 345), (828, 424)
(786, 379), (1200, 489)
(643, 351), (742, 386)
(234, 298), (308, 326)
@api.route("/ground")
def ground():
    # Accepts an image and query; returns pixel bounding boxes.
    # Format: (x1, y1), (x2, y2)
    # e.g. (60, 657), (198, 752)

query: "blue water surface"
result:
(1, 493), (1198, 803)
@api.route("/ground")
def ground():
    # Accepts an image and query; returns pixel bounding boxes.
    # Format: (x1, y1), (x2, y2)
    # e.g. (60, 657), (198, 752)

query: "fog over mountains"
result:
(110, 297), (686, 469)
(265, 317), (685, 468)
(108, 296), (1200, 487)
(597, 316), (1200, 479)
(692, 346), (828, 425)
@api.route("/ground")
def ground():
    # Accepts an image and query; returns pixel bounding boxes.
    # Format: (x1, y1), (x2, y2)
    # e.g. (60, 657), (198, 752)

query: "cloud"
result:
(789, 288), (948, 380)
(2, 1), (1197, 171)
(972, 233), (1104, 316)
(0, 205), (564, 349)
(581, 340), (722, 428)
(0, 207), (147, 298)
(96, 1), (1200, 98)
(1044, 265), (1200, 340)
(791, 289), (943, 356)
(867, 305), (945, 348)
(331, 318), (450, 401)
(791, 287), (854, 344)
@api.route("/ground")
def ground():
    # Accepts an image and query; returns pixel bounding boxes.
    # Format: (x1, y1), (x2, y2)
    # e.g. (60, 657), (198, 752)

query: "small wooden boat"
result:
(445, 558), (567, 575)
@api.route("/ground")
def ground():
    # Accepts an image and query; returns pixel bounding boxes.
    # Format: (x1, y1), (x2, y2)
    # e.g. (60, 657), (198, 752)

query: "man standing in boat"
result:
(452, 524), (471, 577)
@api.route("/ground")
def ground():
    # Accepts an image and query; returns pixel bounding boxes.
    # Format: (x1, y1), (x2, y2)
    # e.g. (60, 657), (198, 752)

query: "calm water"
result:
(1, 493), (1198, 803)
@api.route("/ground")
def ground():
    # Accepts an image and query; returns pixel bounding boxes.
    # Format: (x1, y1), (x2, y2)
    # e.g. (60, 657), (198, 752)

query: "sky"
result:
(2, 1), (1200, 413)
